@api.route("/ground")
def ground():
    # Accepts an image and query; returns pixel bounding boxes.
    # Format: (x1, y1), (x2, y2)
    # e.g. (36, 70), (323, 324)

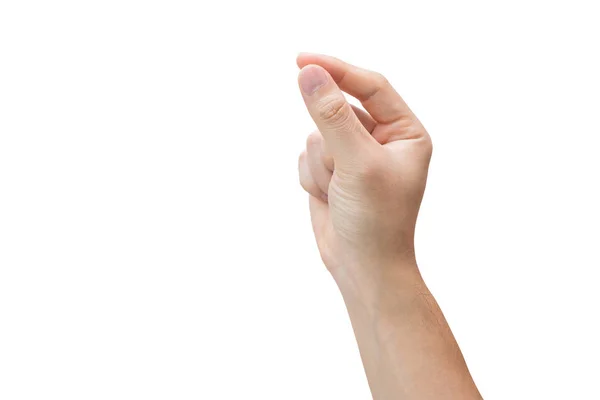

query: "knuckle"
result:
(298, 153), (319, 196)
(300, 180), (315, 196)
(425, 134), (433, 155)
(318, 96), (350, 125)
(322, 152), (334, 171)
(372, 72), (389, 88)
(298, 171), (312, 193)
(420, 133), (433, 159)
(360, 71), (390, 101)
(298, 152), (306, 174)
(298, 151), (306, 165)
(306, 131), (322, 148)
(299, 177), (311, 193)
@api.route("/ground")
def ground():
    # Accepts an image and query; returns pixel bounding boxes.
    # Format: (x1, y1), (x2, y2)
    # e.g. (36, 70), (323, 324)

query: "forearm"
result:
(333, 261), (482, 400)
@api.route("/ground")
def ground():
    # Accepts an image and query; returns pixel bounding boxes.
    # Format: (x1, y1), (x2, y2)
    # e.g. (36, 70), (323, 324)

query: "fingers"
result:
(298, 152), (322, 199)
(351, 104), (376, 133)
(299, 132), (333, 201)
(299, 151), (330, 241)
(298, 65), (377, 168)
(297, 53), (414, 125)
(306, 132), (332, 196)
(309, 195), (329, 242)
(320, 140), (334, 172)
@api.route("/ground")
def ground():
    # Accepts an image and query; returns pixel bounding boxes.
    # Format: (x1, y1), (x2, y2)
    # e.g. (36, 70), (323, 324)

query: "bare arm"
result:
(335, 262), (481, 399)
(296, 53), (481, 399)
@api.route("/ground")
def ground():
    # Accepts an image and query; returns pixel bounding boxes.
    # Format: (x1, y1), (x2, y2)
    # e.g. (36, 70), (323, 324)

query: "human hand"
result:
(297, 54), (432, 279)
(297, 55), (482, 400)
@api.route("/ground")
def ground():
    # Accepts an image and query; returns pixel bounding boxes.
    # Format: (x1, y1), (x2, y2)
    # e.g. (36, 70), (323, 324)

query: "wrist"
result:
(331, 254), (428, 315)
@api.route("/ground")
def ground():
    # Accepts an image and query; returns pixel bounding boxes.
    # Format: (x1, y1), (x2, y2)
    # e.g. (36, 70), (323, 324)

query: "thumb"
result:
(298, 65), (375, 167)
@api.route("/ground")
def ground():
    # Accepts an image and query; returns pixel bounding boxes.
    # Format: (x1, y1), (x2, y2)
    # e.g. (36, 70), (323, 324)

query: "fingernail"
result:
(300, 66), (328, 95)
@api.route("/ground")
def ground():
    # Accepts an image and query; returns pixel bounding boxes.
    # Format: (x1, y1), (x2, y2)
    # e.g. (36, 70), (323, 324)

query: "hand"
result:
(297, 54), (432, 278)
(297, 55), (482, 400)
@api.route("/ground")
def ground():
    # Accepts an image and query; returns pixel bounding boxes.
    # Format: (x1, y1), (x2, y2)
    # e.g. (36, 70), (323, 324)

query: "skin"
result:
(296, 53), (482, 400)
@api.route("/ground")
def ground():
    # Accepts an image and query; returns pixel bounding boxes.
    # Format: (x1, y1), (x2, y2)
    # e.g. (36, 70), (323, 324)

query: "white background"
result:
(1, 1), (599, 399)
